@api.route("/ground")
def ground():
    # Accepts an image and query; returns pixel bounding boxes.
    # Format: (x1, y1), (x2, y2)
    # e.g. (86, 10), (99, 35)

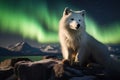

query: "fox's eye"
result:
(79, 19), (81, 21)
(71, 18), (74, 20)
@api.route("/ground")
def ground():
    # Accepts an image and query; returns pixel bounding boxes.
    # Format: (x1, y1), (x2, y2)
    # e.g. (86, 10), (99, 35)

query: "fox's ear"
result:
(80, 10), (86, 17)
(63, 7), (72, 16)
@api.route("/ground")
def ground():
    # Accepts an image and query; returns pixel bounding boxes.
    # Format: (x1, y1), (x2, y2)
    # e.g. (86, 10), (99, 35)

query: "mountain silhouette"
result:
(8, 42), (34, 51)
(0, 41), (61, 56)
(7, 42), (43, 55)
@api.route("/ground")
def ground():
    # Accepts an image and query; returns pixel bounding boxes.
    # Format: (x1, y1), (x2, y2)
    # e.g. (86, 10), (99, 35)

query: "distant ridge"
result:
(8, 42), (33, 51)
(0, 42), (61, 56)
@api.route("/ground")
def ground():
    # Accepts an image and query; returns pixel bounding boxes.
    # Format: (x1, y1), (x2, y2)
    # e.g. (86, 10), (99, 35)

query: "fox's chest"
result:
(65, 36), (81, 51)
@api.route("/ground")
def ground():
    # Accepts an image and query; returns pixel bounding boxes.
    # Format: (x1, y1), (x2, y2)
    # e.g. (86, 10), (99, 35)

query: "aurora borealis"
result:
(0, 0), (120, 46)
(86, 17), (120, 44)
(0, 2), (59, 43)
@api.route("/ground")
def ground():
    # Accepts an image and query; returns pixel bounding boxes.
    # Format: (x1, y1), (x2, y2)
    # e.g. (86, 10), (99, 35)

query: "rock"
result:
(0, 58), (32, 68)
(10, 58), (32, 67)
(1, 57), (119, 80)
(14, 59), (60, 80)
(0, 58), (32, 80)
(14, 59), (120, 80)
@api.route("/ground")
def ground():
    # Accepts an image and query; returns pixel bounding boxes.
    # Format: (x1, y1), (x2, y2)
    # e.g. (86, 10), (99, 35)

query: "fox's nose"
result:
(76, 24), (80, 29)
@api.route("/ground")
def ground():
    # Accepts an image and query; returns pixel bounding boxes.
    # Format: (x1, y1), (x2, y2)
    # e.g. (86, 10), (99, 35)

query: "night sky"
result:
(0, 0), (120, 47)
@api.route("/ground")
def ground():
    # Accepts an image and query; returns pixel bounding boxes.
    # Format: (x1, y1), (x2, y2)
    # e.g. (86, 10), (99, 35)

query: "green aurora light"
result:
(86, 17), (120, 44)
(0, 5), (59, 43)
(0, 5), (120, 44)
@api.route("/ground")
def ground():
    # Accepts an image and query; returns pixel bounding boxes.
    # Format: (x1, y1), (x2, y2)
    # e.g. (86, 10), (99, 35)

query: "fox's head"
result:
(60, 7), (86, 31)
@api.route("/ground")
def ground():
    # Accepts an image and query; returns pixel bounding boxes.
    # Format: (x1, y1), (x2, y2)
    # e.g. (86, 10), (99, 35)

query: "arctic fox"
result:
(59, 7), (120, 74)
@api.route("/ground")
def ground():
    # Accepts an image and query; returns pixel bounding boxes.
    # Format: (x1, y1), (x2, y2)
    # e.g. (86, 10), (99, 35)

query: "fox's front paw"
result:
(62, 59), (71, 66)
(62, 59), (79, 66)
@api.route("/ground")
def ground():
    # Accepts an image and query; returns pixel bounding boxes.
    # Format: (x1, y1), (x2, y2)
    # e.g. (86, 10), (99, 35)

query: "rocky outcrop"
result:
(0, 57), (120, 80)
(0, 58), (32, 80)
(15, 59), (59, 80)
(14, 58), (106, 80)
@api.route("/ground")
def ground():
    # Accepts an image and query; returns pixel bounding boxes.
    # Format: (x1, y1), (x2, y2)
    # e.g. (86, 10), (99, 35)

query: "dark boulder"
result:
(14, 59), (59, 80)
